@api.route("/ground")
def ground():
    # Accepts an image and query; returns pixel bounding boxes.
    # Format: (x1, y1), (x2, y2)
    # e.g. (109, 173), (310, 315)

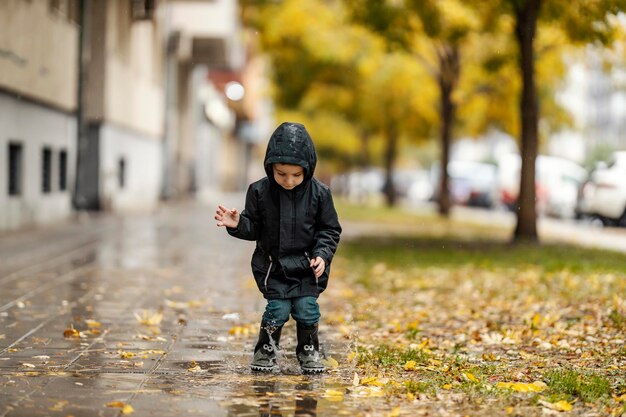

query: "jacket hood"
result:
(264, 122), (317, 184)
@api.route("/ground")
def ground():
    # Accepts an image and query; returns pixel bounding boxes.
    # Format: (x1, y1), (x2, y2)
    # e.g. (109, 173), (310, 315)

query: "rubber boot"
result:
(250, 322), (283, 372)
(296, 322), (325, 374)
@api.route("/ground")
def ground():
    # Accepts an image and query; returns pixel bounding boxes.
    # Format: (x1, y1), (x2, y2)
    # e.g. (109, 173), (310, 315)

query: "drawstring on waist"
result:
(264, 255), (273, 291)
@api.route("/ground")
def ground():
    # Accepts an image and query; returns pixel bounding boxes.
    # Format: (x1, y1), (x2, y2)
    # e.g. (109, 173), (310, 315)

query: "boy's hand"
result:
(215, 205), (240, 228)
(310, 256), (325, 279)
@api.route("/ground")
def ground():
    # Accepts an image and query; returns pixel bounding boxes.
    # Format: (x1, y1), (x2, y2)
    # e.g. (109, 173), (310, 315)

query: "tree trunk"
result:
(513, 0), (541, 243)
(437, 44), (460, 217)
(383, 122), (398, 206)
(358, 128), (371, 167)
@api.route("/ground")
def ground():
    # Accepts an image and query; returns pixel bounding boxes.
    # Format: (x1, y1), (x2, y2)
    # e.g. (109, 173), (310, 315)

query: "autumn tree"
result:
(346, 0), (483, 214)
(479, 0), (626, 242)
(242, 0), (437, 202)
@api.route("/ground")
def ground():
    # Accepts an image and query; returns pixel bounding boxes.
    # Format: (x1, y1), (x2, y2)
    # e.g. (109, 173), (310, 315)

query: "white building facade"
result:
(0, 0), (78, 230)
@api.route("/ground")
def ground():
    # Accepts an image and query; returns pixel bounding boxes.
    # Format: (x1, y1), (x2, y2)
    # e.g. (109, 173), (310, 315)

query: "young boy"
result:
(215, 122), (342, 374)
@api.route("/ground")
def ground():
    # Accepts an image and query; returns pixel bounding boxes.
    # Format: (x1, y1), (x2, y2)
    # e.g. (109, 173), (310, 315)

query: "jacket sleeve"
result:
(227, 185), (260, 241)
(311, 188), (342, 264)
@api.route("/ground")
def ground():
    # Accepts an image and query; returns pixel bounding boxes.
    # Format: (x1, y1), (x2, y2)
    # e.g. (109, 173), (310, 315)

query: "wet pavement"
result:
(0, 199), (358, 417)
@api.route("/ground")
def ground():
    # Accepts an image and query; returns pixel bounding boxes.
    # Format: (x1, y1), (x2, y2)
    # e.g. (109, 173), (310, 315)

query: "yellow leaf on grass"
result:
(539, 399), (573, 411)
(552, 400), (573, 411)
(404, 360), (416, 371)
(464, 372), (479, 383)
(531, 313), (541, 328)
(361, 376), (385, 387)
(442, 384), (452, 390)
(496, 381), (547, 392)
(119, 351), (136, 359)
(388, 407), (401, 417)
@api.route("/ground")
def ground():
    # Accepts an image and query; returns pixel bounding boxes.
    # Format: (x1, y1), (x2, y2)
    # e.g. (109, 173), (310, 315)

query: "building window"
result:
(131, 0), (155, 21)
(49, 0), (80, 24)
(8, 143), (23, 196)
(59, 149), (68, 191)
(118, 157), (126, 189)
(42, 147), (52, 194)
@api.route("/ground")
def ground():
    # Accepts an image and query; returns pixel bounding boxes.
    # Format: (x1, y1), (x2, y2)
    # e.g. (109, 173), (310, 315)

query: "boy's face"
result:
(273, 163), (304, 190)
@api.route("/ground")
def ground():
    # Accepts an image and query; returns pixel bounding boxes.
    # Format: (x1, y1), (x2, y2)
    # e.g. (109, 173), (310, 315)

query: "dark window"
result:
(42, 147), (52, 193)
(118, 157), (126, 189)
(131, 0), (155, 21)
(67, 0), (80, 24)
(49, 0), (79, 24)
(8, 143), (23, 196)
(59, 150), (68, 191)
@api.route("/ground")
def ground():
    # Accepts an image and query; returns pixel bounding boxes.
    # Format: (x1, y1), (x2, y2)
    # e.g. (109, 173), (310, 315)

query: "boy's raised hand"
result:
(310, 256), (325, 279)
(215, 205), (240, 228)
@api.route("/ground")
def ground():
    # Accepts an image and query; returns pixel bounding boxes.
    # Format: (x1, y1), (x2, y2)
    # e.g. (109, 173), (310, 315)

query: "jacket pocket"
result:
(279, 253), (311, 276)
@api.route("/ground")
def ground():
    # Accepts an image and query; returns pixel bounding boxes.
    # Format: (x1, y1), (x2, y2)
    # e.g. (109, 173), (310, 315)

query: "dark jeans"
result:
(262, 296), (320, 327)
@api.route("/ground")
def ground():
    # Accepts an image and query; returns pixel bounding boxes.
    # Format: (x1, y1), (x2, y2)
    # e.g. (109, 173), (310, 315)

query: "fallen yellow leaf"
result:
(614, 393), (626, 402)
(464, 372), (479, 383)
(496, 381), (547, 393)
(404, 360), (416, 371)
(106, 401), (134, 414)
(361, 376), (385, 387)
(49, 400), (68, 411)
(187, 360), (202, 372)
(321, 357), (339, 369)
(85, 319), (101, 328)
(388, 407), (401, 417)
(324, 389), (344, 401)
(539, 399), (573, 412)
(63, 325), (80, 338)
(134, 311), (163, 326)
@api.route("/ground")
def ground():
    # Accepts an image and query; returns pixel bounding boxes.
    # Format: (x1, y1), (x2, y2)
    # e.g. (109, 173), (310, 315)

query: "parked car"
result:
(430, 160), (498, 208)
(497, 154), (587, 219)
(577, 151), (626, 226)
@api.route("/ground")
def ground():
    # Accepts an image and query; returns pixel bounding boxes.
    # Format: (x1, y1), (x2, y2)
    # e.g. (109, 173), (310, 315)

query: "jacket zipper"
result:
(264, 255), (273, 292)
(291, 193), (296, 248)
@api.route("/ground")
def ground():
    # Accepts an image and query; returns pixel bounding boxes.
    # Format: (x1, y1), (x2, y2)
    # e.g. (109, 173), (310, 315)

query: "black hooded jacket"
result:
(227, 122), (342, 299)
